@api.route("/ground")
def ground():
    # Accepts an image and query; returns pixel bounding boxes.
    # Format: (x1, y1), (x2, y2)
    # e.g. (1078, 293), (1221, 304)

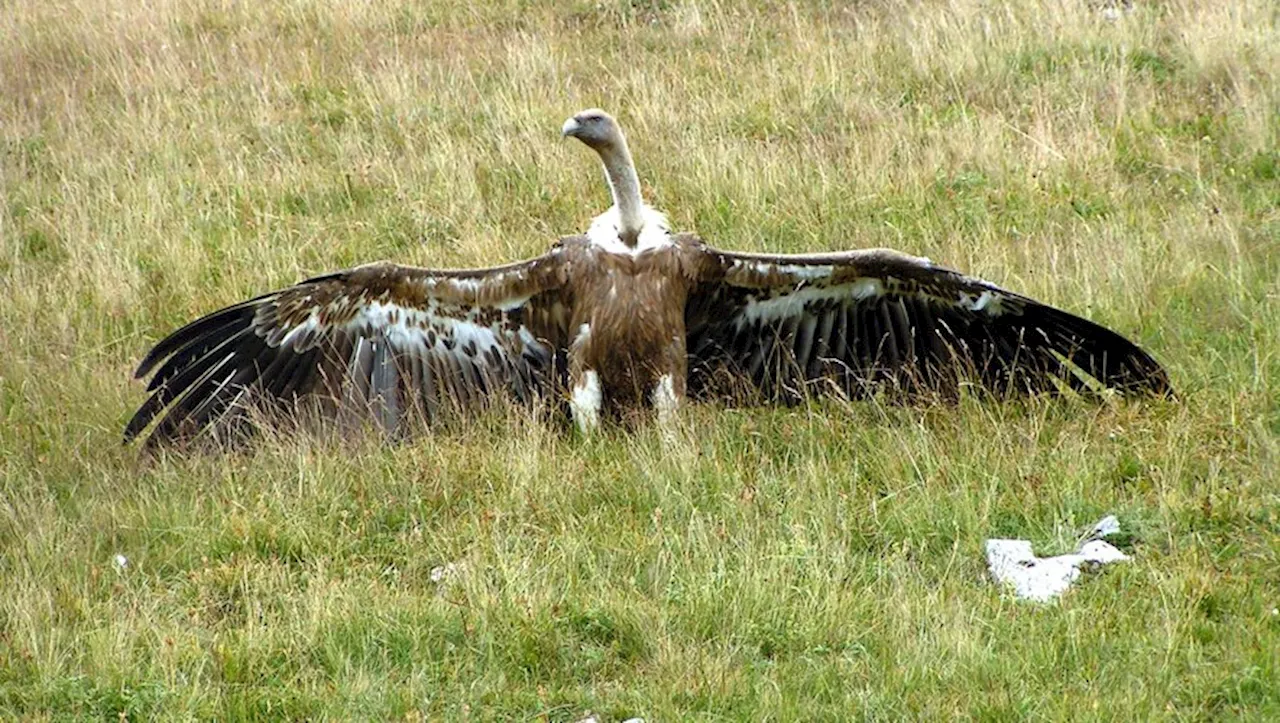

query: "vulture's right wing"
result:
(126, 249), (576, 448)
(686, 246), (1171, 402)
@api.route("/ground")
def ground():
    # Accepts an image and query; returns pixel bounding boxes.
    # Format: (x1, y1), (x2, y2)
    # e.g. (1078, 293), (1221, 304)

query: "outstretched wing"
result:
(126, 250), (574, 447)
(685, 246), (1171, 402)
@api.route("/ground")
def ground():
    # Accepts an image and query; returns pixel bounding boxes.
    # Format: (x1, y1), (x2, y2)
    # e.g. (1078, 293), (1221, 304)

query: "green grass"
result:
(2, 0), (1278, 719)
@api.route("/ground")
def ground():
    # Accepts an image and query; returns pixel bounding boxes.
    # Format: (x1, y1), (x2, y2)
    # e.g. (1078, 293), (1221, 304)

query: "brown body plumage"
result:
(566, 234), (716, 420)
(125, 109), (1171, 447)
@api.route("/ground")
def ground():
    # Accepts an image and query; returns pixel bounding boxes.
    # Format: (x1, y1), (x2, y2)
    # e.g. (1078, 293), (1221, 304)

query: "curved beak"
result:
(561, 117), (581, 138)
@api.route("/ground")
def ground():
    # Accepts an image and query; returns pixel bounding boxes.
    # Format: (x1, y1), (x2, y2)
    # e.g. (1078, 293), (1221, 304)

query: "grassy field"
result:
(2, 0), (1278, 718)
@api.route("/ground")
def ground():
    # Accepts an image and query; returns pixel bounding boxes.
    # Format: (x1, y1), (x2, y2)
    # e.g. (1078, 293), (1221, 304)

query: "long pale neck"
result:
(599, 141), (644, 246)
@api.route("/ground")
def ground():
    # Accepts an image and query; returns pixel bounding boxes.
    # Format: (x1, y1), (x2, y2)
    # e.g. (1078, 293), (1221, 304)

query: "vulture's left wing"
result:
(126, 252), (573, 448)
(685, 246), (1171, 402)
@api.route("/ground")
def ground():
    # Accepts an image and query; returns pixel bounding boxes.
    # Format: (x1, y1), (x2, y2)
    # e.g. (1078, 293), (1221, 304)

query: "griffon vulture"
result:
(125, 109), (1170, 446)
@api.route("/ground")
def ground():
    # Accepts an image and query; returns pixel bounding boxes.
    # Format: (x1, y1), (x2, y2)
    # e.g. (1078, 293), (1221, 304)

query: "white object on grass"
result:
(429, 562), (462, 584)
(986, 516), (1129, 602)
(113, 554), (128, 570)
(1088, 514), (1121, 539)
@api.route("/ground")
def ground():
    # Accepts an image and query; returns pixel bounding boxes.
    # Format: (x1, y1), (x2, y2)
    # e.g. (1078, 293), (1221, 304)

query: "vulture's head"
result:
(561, 108), (624, 151)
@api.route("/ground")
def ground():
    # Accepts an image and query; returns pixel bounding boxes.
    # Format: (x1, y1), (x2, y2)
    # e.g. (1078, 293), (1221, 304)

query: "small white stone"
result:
(986, 540), (1073, 602)
(1078, 540), (1129, 564)
(429, 562), (460, 583)
(1088, 515), (1122, 540)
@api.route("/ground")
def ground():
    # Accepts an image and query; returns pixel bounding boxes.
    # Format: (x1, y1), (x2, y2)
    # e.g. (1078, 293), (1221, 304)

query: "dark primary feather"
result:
(126, 257), (570, 448)
(686, 247), (1171, 402)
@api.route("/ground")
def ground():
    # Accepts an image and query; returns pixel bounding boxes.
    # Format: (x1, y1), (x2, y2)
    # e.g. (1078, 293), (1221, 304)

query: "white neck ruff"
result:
(585, 205), (673, 256)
